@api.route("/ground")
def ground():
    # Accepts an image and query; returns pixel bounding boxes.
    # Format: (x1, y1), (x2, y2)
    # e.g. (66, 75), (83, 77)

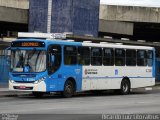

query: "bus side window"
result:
(91, 47), (102, 66)
(148, 50), (153, 66)
(137, 50), (147, 66)
(78, 47), (90, 65)
(115, 49), (125, 66)
(103, 48), (114, 66)
(126, 49), (136, 66)
(65, 56), (71, 65)
(64, 46), (77, 65)
(48, 45), (62, 75)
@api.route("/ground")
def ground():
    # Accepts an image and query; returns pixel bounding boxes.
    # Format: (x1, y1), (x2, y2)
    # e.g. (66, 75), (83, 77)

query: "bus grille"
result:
(15, 81), (35, 83)
(13, 86), (33, 90)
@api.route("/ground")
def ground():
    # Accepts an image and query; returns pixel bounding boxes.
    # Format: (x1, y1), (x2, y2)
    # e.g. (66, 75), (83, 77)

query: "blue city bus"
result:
(9, 33), (156, 97)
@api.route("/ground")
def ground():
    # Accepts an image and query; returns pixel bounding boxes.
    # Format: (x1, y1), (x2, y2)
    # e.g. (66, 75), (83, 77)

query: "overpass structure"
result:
(0, 1), (160, 45)
(0, 0), (160, 42)
(0, 0), (28, 38)
(99, 4), (160, 41)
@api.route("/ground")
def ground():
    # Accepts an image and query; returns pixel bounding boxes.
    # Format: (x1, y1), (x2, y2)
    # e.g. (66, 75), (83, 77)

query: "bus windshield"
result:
(11, 50), (46, 73)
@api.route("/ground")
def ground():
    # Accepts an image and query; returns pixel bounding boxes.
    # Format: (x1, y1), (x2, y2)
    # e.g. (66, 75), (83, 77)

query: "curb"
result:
(0, 90), (32, 97)
(0, 84), (160, 97)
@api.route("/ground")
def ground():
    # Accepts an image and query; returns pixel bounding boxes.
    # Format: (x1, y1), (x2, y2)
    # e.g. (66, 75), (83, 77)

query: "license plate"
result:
(19, 86), (26, 89)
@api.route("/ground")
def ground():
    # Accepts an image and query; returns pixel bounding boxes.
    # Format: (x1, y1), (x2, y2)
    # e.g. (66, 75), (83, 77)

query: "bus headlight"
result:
(34, 77), (46, 84)
(9, 79), (15, 83)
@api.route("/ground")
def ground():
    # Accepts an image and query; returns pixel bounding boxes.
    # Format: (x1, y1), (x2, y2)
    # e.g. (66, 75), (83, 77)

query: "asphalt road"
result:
(0, 89), (160, 120)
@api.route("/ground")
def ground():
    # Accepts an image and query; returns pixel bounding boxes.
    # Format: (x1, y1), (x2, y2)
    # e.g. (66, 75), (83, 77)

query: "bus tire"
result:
(63, 80), (74, 98)
(32, 92), (44, 98)
(120, 79), (130, 95)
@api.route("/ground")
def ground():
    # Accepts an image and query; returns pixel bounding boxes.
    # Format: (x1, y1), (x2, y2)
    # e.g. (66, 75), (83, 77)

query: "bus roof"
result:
(14, 38), (154, 50)
(82, 42), (154, 50)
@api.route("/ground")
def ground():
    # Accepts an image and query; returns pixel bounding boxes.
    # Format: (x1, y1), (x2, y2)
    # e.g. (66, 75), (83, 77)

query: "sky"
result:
(100, 0), (160, 7)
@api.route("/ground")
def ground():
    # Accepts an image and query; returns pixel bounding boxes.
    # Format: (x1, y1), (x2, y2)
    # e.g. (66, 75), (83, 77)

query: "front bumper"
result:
(9, 80), (46, 92)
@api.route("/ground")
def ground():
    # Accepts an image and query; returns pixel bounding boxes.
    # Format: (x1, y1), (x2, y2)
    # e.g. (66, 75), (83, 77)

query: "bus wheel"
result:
(120, 79), (130, 95)
(63, 80), (74, 98)
(32, 92), (44, 98)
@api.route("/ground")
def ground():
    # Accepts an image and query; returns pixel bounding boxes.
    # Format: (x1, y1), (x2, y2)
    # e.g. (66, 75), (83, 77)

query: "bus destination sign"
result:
(22, 42), (39, 47)
(11, 41), (45, 47)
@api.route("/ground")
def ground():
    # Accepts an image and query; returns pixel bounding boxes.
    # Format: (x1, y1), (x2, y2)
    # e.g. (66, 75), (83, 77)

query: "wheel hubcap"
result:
(66, 85), (72, 94)
(123, 83), (128, 92)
